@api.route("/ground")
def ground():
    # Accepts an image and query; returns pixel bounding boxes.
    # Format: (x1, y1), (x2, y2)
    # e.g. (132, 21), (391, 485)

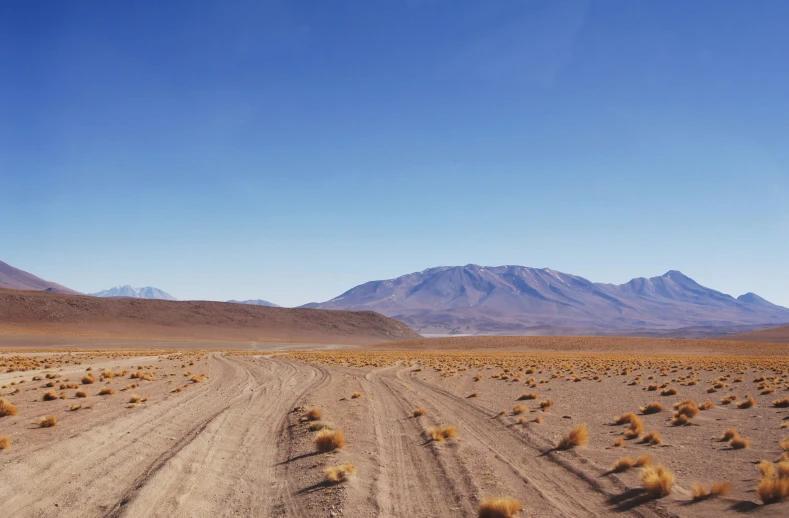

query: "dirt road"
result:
(0, 354), (720, 517)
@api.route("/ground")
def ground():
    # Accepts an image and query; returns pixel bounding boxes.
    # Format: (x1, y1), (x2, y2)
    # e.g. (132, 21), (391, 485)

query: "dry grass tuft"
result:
(539, 398), (553, 412)
(324, 463), (356, 483)
(773, 398), (789, 408)
(428, 425), (458, 442)
(660, 387), (678, 396)
(38, 415), (57, 428)
(517, 393), (538, 400)
(641, 465), (675, 497)
(699, 401), (714, 410)
(611, 456), (636, 472)
(780, 437), (789, 451)
(624, 416), (645, 439)
(478, 497), (522, 518)
(81, 374), (95, 385)
(615, 412), (638, 425)
(757, 465), (789, 504)
(737, 397), (756, 409)
(305, 408), (323, 421)
(0, 397), (18, 417)
(413, 408), (425, 417)
(315, 428), (345, 452)
(512, 404), (529, 415)
(98, 387), (115, 396)
(613, 437), (625, 447)
(128, 394), (144, 404)
(42, 390), (58, 401)
(75, 389), (88, 398)
(720, 428), (739, 441)
(69, 403), (82, 411)
(0, 435), (10, 450)
(351, 392), (363, 399)
(557, 423), (589, 450)
(639, 402), (663, 415)
(730, 436), (750, 449)
(534, 416), (543, 424)
(635, 455), (652, 467)
(693, 481), (731, 501)
(642, 431), (662, 445)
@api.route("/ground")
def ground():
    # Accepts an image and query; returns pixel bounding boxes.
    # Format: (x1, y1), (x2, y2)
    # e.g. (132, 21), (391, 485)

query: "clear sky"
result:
(1, 0), (787, 307)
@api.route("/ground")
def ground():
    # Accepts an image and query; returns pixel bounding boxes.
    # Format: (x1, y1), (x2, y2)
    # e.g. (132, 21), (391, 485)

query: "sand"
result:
(1, 337), (789, 517)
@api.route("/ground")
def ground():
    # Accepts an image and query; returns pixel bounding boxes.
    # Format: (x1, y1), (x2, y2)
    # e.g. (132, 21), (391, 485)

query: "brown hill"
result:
(0, 288), (419, 345)
(0, 260), (80, 294)
(719, 324), (789, 343)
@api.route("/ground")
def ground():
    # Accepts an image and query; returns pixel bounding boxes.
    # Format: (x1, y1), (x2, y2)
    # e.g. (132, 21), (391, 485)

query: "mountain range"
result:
(302, 265), (789, 336)
(91, 285), (177, 300)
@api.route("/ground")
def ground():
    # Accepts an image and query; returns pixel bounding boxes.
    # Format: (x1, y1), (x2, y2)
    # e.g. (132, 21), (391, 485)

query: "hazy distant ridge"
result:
(303, 265), (789, 335)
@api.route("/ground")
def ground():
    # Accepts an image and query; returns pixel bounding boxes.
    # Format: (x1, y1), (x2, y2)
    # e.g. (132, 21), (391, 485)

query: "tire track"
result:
(393, 365), (668, 518)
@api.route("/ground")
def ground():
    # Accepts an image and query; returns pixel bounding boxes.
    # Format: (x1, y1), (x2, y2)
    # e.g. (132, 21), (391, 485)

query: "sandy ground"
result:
(2, 344), (789, 517)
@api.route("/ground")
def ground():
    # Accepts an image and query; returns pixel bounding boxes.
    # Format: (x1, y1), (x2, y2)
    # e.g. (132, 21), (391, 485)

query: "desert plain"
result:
(1, 334), (788, 518)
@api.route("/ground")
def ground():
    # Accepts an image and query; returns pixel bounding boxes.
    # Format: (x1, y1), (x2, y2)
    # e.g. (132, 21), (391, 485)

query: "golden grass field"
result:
(1, 337), (789, 517)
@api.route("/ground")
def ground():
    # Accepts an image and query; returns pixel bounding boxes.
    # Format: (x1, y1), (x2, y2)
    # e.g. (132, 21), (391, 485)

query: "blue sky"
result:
(1, 0), (787, 307)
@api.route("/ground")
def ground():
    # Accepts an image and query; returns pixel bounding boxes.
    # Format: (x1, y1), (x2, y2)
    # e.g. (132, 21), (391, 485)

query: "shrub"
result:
(428, 425), (458, 442)
(730, 436), (750, 449)
(413, 408), (425, 417)
(757, 474), (789, 504)
(692, 481), (731, 501)
(81, 374), (95, 385)
(512, 404), (528, 415)
(39, 415), (57, 428)
(673, 400), (699, 418)
(324, 463), (355, 483)
(642, 431), (662, 445)
(305, 408), (322, 421)
(557, 423), (589, 450)
(478, 497), (522, 518)
(639, 402), (663, 415)
(611, 457), (635, 472)
(721, 428), (739, 441)
(0, 397), (18, 417)
(624, 416), (644, 439)
(641, 465), (675, 497)
(315, 429), (345, 452)
(614, 412), (638, 425)
(737, 397), (756, 409)
(42, 390), (58, 401)
(773, 398), (789, 408)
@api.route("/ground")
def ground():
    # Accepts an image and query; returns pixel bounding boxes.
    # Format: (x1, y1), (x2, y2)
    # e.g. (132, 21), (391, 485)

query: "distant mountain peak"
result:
(91, 286), (176, 300)
(303, 264), (789, 335)
(227, 299), (280, 308)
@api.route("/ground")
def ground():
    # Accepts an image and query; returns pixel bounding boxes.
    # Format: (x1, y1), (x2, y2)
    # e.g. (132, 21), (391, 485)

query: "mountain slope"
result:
(0, 260), (80, 295)
(0, 288), (419, 344)
(227, 299), (280, 308)
(304, 265), (789, 335)
(92, 286), (176, 300)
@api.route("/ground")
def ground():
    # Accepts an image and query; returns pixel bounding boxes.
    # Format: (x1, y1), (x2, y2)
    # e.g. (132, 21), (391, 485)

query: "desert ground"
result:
(2, 337), (789, 517)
